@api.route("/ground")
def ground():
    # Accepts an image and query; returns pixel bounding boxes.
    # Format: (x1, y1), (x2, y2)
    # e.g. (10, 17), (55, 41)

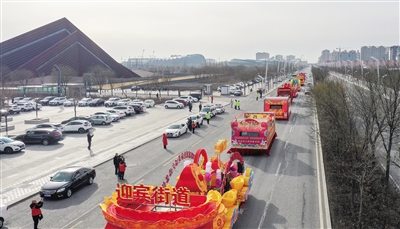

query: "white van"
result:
(0, 203), (9, 228)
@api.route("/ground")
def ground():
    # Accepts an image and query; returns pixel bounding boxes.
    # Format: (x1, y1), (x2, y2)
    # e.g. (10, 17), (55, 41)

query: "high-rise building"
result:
(361, 46), (387, 60)
(286, 55), (295, 62)
(389, 46), (400, 60)
(275, 54), (283, 61)
(320, 50), (330, 63)
(256, 52), (269, 60)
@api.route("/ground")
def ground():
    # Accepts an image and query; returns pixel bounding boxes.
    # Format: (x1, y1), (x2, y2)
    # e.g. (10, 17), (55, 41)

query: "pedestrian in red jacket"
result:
(119, 159), (126, 180)
(162, 133), (168, 149)
(30, 198), (44, 229)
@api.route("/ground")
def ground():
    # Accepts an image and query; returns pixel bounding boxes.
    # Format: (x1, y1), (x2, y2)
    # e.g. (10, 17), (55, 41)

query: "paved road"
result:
(2, 72), (327, 228)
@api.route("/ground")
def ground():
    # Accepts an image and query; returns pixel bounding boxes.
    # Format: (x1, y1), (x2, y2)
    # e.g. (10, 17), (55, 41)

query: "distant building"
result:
(389, 45), (400, 60)
(275, 55), (283, 61)
(256, 52), (269, 60)
(286, 55), (295, 62)
(361, 46), (387, 60)
(320, 50), (330, 63)
(121, 54), (206, 69)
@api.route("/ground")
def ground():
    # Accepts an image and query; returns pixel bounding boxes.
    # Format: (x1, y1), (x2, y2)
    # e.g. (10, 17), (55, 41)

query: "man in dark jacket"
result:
(188, 101), (192, 112)
(87, 132), (94, 150)
(113, 153), (121, 175)
(187, 117), (192, 131)
(30, 198), (44, 229)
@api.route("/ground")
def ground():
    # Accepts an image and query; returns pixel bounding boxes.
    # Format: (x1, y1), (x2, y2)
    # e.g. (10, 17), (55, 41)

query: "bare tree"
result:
(12, 69), (34, 96)
(88, 65), (109, 95)
(0, 65), (12, 106)
(51, 64), (77, 96)
(106, 70), (117, 97)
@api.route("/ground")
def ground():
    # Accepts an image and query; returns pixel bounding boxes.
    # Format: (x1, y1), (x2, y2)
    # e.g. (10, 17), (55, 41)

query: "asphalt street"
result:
(2, 75), (323, 229)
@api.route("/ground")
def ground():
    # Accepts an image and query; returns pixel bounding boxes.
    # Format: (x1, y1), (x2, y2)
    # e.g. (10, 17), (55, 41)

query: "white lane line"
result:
(191, 139), (202, 148)
(289, 126), (293, 132)
(7, 174), (18, 178)
(275, 163), (281, 176)
(284, 141), (289, 149)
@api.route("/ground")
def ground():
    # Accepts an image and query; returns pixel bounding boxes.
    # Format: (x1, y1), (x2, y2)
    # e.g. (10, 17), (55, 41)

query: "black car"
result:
(89, 98), (105, 107)
(14, 129), (65, 146)
(61, 116), (94, 125)
(188, 93), (202, 101)
(131, 104), (143, 113)
(39, 96), (56, 105)
(39, 166), (96, 198)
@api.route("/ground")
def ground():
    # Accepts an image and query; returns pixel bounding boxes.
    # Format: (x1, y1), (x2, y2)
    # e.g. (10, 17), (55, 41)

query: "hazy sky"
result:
(1, 1), (399, 63)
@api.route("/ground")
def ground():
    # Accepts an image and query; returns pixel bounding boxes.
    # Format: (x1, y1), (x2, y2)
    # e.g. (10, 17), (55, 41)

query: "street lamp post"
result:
(53, 64), (62, 97)
(264, 59), (269, 94)
(371, 56), (380, 84)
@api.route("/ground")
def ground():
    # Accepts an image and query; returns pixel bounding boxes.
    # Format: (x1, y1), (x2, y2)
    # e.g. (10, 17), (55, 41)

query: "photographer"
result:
(30, 198), (44, 229)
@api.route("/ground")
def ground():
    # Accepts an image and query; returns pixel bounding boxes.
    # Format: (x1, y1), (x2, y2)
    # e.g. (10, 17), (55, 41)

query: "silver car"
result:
(91, 115), (112, 125)
(93, 112), (120, 122)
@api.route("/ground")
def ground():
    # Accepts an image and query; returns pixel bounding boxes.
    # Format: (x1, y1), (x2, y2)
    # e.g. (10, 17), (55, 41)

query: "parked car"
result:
(3, 105), (21, 115)
(113, 106), (135, 116)
(89, 98), (105, 107)
(189, 114), (203, 127)
(131, 99), (143, 103)
(39, 96), (56, 105)
(180, 95), (198, 103)
(28, 102), (42, 110)
(106, 109), (126, 118)
(215, 104), (225, 114)
(14, 129), (65, 146)
(144, 99), (155, 108)
(25, 123), (65, 133)
(49, 97), (67, 106)
(61, 116), (94, 125)
(91, 115), (112, 125)
(165, 100), (184, 109)
(78, 98), (93, 107)
(165, 123), (188, 138)
(0, 137), (25, 154)
(0, 202), (9, 228)
(173, 98), (187, 107)
(93, 112), (120, 122)
(12, 97), (24, 104)
(117, 99), (132, 106)
(234, 90), (243, 96)
(130, 104), (144, 114)
(39, 166), (96, 198)
(199, 105), (217, 118)
(129, 101), (147, 112)
(64, 120), (92, 133)
(63, 98), (76, 107)
(104, 98), (121, 107)
(131, 85), (143, 91)
(188, 93), (202, 101)
(16, 102), (34, 112)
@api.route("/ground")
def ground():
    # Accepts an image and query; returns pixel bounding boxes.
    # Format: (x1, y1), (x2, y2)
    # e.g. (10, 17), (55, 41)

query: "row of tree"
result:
(310, 66), (400, 228)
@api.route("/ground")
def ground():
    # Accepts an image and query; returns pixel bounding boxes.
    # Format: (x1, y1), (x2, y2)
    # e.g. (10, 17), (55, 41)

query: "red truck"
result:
(230, 112), (277, 156)
(264, 96), (291, 120)
(277, 82), (297, 104)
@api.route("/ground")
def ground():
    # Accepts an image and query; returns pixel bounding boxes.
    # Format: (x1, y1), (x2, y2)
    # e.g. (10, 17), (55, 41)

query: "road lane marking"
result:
(134, 179), (144, 185)
(275, 163), (281, 176)
(191, 139), (202, 148)
(163, 156), (177, 167)
(289, 126), (293, 132)
(284, 141), (289, 149)
(210, 129), (218, 135)
(69, 220), (83, 229)
(7, 174), (18, 178)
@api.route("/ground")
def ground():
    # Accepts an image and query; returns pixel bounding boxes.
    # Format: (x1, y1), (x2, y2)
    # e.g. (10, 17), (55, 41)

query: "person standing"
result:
(188, 101), (192, 112)
(234, 100), (237, 110)
(256, 93), (259, 101)
(87, 131), (94, 150)
(162, 133), (168, 149)
(238, 100), (241, 110)
(119, 159), (126, 180)
(199, 102), (202, 112)
(30, 198), (44, 229)
(206, 112), (211, 124)
(191, 121), (196, 133)
(187, 117), (192, 132)
(113, 153), (120, 175)
(211, 95), (214, 103)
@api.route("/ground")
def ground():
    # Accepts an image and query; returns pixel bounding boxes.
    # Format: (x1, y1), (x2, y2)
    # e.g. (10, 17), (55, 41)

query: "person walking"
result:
(238, 100), (241, 110)
(234, 100), (237, 110)
(206, 112), (211, 124)
(87, 131), (94, 150)
(162, 133), (168, 149)
(187, 117), (192, 132)
(199, 102), (202, 112)
(211, 95), (214, 103)
(30, 198), (44, 229)
(113, 153), (120, 175)
(188, 101), (193, 112)
(119, 159), (127, 180)
(191, 121), (196, 133)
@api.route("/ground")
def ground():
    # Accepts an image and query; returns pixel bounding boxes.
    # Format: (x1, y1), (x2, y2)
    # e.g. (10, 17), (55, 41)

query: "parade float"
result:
(277, 82), (298, 103)
(100, 139), (254, 229)
(264, 96), (291, 121)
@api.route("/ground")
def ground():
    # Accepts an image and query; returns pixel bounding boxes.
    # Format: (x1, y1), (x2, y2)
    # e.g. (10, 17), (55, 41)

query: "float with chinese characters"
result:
(100, 139), (254, 229)
(263, 97), (291, 120)
(277, 82), (298, 103)
(230, 112), (277, 155)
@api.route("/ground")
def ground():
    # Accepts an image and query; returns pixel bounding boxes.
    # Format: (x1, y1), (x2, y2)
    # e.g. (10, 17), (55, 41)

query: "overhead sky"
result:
(1, 0), (399, 63)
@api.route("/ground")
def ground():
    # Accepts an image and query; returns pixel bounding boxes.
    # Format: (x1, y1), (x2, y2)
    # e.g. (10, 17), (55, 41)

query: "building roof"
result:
(0, 17), (140, 78)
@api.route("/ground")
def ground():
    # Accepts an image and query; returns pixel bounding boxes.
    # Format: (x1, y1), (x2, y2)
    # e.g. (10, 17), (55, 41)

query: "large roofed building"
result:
(0, 17), (140, 78)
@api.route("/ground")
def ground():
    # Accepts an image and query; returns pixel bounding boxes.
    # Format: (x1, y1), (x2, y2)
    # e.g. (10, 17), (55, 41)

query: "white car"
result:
(164, 100), (184, 109)
(93, 112), (120, 122)
(16, 102), (34, 112)
(131, 99), (143, 103)
(63, 98), (76, 107)
(104, 98), (121, 107)
(28, 102), (42, 110)
(64, 120), (92, 133)
(113, 106), (135, 116)
(0, 202), (10, 228)
(165, 123), (188, 138)
(25, 123), (65, 133)
(189, 114), (203, 127)
(215, 104), (225, 114)
(144, 99), (155, 108)
(106, 109), (126, 118)
(0, 137), (25, 154)
(49, 97), (67, 106)
(78, 98), (93, 106)
(180, 95), (198, 103)
(117, 99), (132, 106)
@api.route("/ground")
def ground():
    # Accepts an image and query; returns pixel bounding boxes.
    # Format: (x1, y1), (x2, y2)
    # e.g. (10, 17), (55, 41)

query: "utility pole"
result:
(54, 64), (62, 97)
